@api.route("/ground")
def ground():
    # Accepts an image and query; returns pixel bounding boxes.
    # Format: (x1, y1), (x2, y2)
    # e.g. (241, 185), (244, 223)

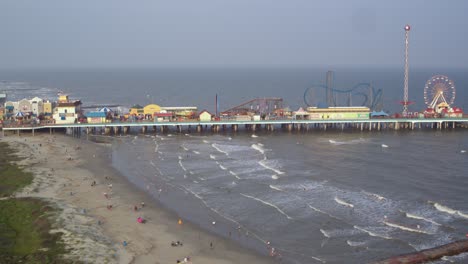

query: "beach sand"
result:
(1, 133), (274, 264)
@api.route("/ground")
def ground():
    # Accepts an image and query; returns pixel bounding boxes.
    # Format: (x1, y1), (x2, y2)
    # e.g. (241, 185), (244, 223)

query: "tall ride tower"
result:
(402, 24), (411, 116)
(326, 70), (334, 107)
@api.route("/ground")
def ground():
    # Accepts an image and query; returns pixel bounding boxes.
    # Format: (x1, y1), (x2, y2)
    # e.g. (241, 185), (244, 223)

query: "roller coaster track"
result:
(304, 83), (383, 110)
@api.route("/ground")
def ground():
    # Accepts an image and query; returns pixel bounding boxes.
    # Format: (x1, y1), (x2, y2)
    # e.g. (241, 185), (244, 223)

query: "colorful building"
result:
(199, 110), (213, 122)
(306, 106), (370, 120)
(129, 104), (144, 116)
(143, 104), (162, 117)
(52, 95), (82, 124)
(86, 111), (108, 123)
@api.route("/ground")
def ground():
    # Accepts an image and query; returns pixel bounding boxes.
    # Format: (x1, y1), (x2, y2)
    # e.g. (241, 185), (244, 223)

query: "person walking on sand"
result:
(210, 242), (213, 249)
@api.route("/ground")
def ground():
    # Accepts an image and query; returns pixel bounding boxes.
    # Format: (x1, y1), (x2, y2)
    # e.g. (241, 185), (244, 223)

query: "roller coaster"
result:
(304, 83), (383, 111)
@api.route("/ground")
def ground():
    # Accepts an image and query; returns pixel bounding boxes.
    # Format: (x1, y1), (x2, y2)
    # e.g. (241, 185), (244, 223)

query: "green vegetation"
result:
(0, 141), (72, 263)
(0, 142), (33, 197)
(0, 198), (68, 263)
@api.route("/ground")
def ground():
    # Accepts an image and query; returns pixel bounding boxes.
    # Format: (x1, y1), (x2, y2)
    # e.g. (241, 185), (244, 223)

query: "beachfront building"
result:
(306, 106), (370, 120)
(143, 104), (162, 119)
(86, 111), (108, 123)
(18, 99), (32, 113)
(198, 110), (213, 122)
(52, 95), (82, 124)
(4, 101), (18, 118)
(43, 100), (53, 117)
(293, 107), (309, 120)
(129, 104), (144, 116)
(161, 106), (197, 121)
(30, 97), (44, 116)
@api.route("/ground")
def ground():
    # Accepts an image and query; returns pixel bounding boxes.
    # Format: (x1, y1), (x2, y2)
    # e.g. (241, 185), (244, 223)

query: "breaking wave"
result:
(240, 193), (292, 220)
(383, 221), (432, 234)
(433, 202), (468, 219)
(269, 185), (283, 191)
(334, 197), (354, 208)
(251, 144), (265, 154)
(212, 143), (229, 155)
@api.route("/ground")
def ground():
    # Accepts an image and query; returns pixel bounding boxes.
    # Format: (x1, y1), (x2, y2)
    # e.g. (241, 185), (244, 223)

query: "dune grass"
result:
(0, 141), (72, 263)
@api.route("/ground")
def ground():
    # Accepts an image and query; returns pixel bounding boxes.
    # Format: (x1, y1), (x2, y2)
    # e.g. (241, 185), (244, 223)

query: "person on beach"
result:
(210, 242), (213, 249)
(134, 205), (138, 211)
(141, 201), (145, 207)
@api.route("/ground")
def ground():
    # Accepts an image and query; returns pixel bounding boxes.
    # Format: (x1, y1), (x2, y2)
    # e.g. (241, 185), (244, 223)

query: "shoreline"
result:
(1, 133), (274, 264)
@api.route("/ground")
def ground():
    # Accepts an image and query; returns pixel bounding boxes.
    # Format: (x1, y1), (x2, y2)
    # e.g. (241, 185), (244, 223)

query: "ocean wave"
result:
(229, 171), (241, 179)
(251, 134), (258, 138)
(203, 140), (210, 144)
(181, 145), (189, 151)
(383, 221), (432, 234)
(193, 151), (200, 154)
(400, 210), (441, 226)
(240, 193), (292, 220)
(258, 159), (285, 175)
(328, 138), (367, 146)
(212, 143), (229, 155)
(346, 240), (366, 247)
(251, 144), (265, 154)
(219, 165), (227, 170)
(353, 225), (392, 240)
(362, 191), (386, 201)
(334, 197), (354, 208)
(271, 175), (279, 180)
(209, 154), (216, 160)
(269, 185), (283, 191)
(432, 202), (468, 219)
(178, 160), (187, 171)
(320, 229), (330, 238)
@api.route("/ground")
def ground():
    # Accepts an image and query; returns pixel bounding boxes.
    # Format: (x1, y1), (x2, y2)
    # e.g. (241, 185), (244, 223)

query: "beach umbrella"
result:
(15, 112), (25, 118)
(99, 107), (113, 113)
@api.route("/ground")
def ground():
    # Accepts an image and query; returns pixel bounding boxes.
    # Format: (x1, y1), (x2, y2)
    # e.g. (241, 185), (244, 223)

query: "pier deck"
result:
(2, 118), (468, 136)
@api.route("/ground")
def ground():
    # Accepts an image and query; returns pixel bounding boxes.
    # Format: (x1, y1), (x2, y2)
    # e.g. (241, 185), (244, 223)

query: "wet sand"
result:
(1, 133), (273, 264)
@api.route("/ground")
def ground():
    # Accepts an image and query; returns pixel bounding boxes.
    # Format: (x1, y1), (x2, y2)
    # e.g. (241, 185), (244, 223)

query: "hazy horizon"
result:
(1, 0), (467, 69)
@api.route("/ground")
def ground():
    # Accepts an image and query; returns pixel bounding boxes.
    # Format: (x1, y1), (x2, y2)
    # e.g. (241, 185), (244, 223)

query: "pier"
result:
(2, 118), (468, 136)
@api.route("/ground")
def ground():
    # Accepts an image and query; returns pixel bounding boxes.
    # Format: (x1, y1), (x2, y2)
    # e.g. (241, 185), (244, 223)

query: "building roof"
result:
(57, 100), (81, 107)
(199, 110), (213, 116)
(99, 107), (113, 113)
(131, 104), (144, 109)
(86, 111), (107, 118)
(370, 111), (389, 117)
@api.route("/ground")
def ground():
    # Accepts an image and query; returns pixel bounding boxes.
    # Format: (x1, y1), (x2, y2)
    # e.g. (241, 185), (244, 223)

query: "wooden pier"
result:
(2, 118), (468, 136)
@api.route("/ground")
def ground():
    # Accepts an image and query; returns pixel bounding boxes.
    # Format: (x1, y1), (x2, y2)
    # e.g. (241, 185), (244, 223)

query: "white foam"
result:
(229, 171), (241, 179)
(240, 193), (292, 220)
(320, 229), (330, 238)
(178, 160), (187, 171)
(258, 143), (264, 146)
(461, 150), (466, 153)
(362, 191), (386, 201)
(334, 197), (354, 208)
(433, 202), (468, 219)
(228, 137), (232, 140)
(193, 151), (200, 154)
(251, 144), (265, 154)
(346, 240), (366, 247)
(329, 139), (337, 144)
(354, 225), (392, 240)
(251, 134), (258, 138)
(383, 221), (432, 234)
(401, 211), (441, 226)
(381, 144), (389, 148)
(219, 165), (227, 170)
(181, 145), (189, 151)
(269, 185), (283, 191)
(212, 143), (229, 155)
(271, 175), (279, 180)
(259, 159), (285, 175)
(209, 154), (216, 160)
(178, 155), (182, 160)
(203, 140), (209, 144)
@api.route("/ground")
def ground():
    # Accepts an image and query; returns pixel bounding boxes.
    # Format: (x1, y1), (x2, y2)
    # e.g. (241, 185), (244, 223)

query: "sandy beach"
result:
(1, 133), (274, 264)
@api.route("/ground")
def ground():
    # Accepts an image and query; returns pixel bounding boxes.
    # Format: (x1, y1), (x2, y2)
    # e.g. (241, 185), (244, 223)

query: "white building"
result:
(52, 95), (82, 124)
(30, 97), (44, 116)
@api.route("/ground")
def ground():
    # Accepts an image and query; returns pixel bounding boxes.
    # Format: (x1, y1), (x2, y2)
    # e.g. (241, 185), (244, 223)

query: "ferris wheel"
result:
(424, 75), (456, 109)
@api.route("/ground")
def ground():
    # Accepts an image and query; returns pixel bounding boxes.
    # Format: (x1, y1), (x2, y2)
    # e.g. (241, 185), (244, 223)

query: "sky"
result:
(0, 0), (467, 69)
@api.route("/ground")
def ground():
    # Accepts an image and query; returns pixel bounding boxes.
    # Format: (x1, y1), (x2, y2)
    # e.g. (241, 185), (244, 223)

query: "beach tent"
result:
(99, 107), (113, 113)
(15, 112), (25, 119)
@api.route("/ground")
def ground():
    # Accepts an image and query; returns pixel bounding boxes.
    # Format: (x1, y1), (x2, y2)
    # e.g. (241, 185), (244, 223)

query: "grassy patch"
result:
(0, 198), (70, 263)
(0, 142), (33, 197)
(0, 142), (74, 263)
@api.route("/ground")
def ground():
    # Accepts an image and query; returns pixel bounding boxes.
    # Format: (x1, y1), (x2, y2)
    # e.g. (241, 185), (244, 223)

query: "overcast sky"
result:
(1, 0), (467, 69)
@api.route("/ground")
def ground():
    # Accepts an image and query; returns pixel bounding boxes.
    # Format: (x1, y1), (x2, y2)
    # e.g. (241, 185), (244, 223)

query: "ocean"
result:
(2, 67), (468, 263)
